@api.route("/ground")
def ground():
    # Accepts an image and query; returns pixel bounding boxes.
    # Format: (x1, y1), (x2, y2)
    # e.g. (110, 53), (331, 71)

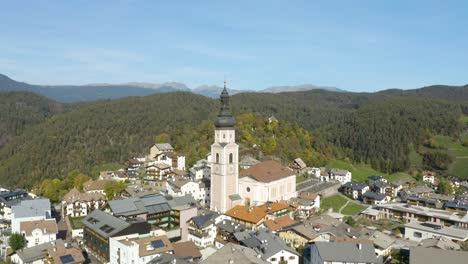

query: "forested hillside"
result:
(0, 91), (68, 148)
(0, 86), (466, 188)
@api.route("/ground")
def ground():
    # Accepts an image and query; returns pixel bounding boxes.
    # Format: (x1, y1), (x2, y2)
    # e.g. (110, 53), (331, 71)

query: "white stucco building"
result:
(109, 233), (174, 264)
(166, 180), (207, 204)
(61, 188), (106, 217)
(20, 219), (57, 248)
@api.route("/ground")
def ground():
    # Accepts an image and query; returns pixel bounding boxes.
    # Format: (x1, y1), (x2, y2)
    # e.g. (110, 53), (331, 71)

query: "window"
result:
(246, 187), (251, 192)
(414, 232), (422, 238)
(216, 153), (219, 163)
(229, 153), (233, 163)
(223, 133), (226, 139)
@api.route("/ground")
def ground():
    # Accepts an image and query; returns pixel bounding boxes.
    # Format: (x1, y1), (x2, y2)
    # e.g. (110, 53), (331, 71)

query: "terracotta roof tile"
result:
(239, 160), (295, 183)
(264, 215), (297, 231)
(225, 202), (289, 224)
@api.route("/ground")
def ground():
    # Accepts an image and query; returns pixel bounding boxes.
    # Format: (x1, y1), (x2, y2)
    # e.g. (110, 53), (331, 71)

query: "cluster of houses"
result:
(1, 143), (468, 264)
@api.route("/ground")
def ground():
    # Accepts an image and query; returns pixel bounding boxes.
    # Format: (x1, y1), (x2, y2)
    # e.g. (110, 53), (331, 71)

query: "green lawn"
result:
(296, 174), (307, 183)
(325, 160), (413, 183)
(69, 216), (85, 229)
(321, 195), (347, 213)
(431, 135), (468, 179)
(341, 203), (365, 215)
(91, 163), (125, 178)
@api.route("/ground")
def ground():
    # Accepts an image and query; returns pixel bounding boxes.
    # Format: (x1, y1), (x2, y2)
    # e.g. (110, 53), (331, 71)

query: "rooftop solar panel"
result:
(150, 239), (165, 249)
(60, 254), (75, 264)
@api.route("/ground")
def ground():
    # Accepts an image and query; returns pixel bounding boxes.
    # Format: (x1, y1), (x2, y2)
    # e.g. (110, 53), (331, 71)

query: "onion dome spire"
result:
(214, 81), (236, 128)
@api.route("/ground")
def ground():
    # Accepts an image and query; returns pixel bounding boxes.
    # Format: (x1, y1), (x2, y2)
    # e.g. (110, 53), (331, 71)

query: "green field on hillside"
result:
(431, 135), (468, 179)
(341, 203), (365, 215)
(325, 160), (414, 183)
(321, 195), (348, 213)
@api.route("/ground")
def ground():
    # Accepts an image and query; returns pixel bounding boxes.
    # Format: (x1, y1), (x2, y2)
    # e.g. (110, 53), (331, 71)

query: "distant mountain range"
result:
(0, 73), (344, 102)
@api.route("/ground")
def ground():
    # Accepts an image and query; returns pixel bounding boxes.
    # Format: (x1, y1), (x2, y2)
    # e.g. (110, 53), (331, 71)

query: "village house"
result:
(362, 192), (391, 205)
(172, 241), (202, 262)
(149, 143), (174, 158)
(153, 151), (186, 171)
(145, 162), (172, 180)
(278, 215), (360, 249)
(215, 219), (246, 248)
(224, 202), (290, 228)
(108, 194), (197, 239)
(422, 171), (436, 184)
(286, 192), (321, 219)
(359, 230), (395, 257)
(234, 228), (300, 264)
(0, 189), (31, 220)
(82, 209), (151, 262)
(239, 156), (260, 170)
(404, 221), (468, 242)
(46, 239), (86, 264)
(409, 246), (468, 264)
(166, 179), (207, 204)
(109, 233), (174, 264)
(83, 180), (112, 195)
(320, 168), (352, 184)
(238, 160), (297, 206)
(20, 219), (58, 248)
(303, 241), (381, 264)
(399, 185), (435, 201)
(341, 182), (369, 200)
(289, 158), (307, 173)
(419, 236), (461, 250)
(62, 188), (106, 217)
(189, 159), (211, 180)
(375, 203), (468, 229)
(264, 215), (297, 232)
(187, 212), (218, 248)
(202, 243), (270, 264)
(11, 198), (52, 234)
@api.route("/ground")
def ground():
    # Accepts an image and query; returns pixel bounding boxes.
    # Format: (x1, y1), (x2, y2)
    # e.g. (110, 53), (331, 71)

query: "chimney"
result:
(357, 243), (362, 250)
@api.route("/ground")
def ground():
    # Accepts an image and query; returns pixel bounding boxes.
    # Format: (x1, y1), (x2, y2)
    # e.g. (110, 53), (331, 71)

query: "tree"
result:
(438, 178), (453, 195)
(104, 181), (127, 200)
(9, 233), (26, 251)
(155, 133), (170, 143)
(345, 216), (356, 227)
(73, 173), (90, 191)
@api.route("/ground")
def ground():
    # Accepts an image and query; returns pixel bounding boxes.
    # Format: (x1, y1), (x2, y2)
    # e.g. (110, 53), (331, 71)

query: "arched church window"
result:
(216, 153), (219, 163)
(229, 153), (233, 163)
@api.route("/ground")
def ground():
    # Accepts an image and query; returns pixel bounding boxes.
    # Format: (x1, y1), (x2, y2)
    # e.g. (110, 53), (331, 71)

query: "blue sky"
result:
(1, 0), (467, 92)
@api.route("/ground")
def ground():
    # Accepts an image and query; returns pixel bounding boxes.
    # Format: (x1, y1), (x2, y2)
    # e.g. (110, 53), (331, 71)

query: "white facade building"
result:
(20, 219), (57, 248)
(61, 188), (106, 217)
(166, 180), (207, 204)
(109, 233), (173, 264)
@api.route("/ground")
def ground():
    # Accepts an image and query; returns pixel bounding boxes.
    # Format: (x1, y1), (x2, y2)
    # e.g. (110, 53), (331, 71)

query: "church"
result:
(210, 83), (297, 213)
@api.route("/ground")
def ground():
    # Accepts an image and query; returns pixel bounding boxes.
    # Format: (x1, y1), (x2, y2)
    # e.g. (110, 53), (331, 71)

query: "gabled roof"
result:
(239, 156), (260, 166)
(343, 182), (369, 191)
(420, 236), (461, 250)
(190, 213), (216, 229)
(108, 195), (171, 216)
(62, 188), (105, 203)
(202, 243), (269, 264)
(363, 192), (388, 201)
(360, 230), (394, 250)
(20, 219), (58, 236)
(234, 228), (298, 259)
(83, 180), (112, 191)
(12, 198), (50, 218)
(312, 241), (380, 263)
(409, 247), (468, 264)
(82, 209), (130, 238)
(154, 143), (174, 151)
(239, 160), (295, 183)
(15, 240), (55, 263)
(293, 158), (307, 169)
(172, 241), (202, 260)
(264, 215), (297, 231)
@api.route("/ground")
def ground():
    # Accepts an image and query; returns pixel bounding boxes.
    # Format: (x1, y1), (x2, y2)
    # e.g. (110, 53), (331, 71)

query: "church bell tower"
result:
(210, 82), (239, 213)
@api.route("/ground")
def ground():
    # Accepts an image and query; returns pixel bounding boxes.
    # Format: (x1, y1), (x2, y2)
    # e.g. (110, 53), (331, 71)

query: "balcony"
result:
(188, 229), (210, 238)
